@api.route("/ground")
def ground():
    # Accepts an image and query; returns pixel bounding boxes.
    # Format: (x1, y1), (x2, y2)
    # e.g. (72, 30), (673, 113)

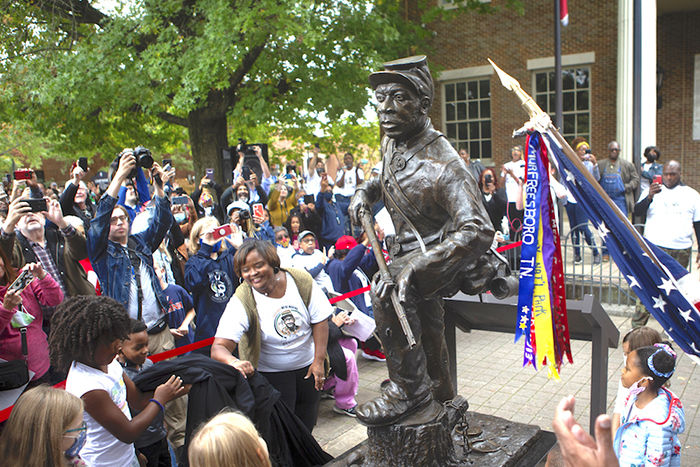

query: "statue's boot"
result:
(431, 378), (455, 403)
(356, 381), (432, 426)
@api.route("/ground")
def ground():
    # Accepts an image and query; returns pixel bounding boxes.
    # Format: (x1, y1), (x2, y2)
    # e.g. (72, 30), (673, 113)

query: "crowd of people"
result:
(0, 143), (389, 467)
(0, 136), (688, 467)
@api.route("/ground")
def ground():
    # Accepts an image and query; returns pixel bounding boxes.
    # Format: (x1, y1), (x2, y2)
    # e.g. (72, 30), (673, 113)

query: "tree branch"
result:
(29, 0), (108, 25)
(224, 38), (270, 106)
(158, 112), (189, 127)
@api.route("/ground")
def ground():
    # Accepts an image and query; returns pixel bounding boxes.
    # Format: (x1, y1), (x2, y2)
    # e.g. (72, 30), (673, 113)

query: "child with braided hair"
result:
(49, 296), (190, 467)
(615, 342), (685, 467)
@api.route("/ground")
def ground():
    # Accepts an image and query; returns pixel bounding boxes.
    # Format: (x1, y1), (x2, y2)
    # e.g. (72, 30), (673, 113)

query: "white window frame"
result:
(529, 52), (596, 143)
(439, 0), (491, 10)
(441, 75), (493, 160)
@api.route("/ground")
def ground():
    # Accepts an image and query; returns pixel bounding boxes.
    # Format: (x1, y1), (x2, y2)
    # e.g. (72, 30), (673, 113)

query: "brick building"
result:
(408, 0), (700, 189)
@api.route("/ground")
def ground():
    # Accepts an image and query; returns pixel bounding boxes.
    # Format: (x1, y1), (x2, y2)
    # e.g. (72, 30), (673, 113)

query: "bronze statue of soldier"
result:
(349, 55), (513, 428)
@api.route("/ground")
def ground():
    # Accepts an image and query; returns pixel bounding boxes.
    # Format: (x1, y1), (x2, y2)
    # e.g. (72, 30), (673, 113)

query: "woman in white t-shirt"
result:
(211, 240), (332, 432)
(500, 145), (526, 239)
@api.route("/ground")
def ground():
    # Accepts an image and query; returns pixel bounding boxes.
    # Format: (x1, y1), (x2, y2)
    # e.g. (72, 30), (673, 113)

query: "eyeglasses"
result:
(610, 148), (620, 152)
(64, 421), (87, 438)
(275, 235), (289, 241)
(301, 237), (316, 243)
(110, 215), (128, 225)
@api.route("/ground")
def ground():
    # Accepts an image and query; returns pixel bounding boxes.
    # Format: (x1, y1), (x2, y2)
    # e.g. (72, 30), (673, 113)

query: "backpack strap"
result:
(234, 282), (261, 368)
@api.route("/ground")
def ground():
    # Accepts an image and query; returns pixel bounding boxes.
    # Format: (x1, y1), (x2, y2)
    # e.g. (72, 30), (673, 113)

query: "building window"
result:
(534, 67), (591, 144)
(443, 78), (492, 160)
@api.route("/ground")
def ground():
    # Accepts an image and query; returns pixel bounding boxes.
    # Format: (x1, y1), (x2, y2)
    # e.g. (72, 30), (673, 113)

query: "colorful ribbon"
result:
(516, 132), (572, 377)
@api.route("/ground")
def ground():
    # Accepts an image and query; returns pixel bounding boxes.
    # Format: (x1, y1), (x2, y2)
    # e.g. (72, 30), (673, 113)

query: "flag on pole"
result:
(486, 58), (700, 365)
(560, 0), (569, 26)
(516, 132), (572, 379)
(542, 130), (700, 364)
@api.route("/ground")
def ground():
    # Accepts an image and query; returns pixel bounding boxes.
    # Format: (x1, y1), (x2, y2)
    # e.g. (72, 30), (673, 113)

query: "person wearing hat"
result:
(348, 55), (512, 426)
(564, 137), (602, 265)
(227, 200), (274, 244)
(60, 160), (97, 233)
(290, 230), (335, 294)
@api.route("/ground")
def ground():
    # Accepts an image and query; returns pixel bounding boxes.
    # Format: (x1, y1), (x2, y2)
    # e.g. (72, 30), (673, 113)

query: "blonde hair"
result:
(189, 217), (227, 255)
(189, 412), (271, 467)
(0, 386), (84, 467)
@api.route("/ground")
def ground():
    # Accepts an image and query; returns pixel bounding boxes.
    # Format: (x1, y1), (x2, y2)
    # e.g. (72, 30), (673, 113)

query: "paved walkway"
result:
(313, 315), (700, 466)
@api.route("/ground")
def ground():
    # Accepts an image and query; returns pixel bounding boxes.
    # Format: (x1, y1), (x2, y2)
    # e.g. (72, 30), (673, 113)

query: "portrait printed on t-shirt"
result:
(274, 306), (303, 341)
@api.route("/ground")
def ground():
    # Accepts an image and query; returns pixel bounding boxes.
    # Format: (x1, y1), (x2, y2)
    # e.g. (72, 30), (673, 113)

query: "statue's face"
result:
(375, 82), (427, 142)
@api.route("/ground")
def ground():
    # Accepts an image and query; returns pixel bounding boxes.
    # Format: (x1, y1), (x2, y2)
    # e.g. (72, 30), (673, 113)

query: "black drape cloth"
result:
(132, 354), (333, 467)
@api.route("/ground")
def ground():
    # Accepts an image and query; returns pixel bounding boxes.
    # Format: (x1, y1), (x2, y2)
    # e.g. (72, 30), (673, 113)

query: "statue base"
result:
(325, 397), (555, 467)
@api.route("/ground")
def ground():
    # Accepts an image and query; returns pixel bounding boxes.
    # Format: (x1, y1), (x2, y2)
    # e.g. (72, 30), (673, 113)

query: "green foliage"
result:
(0, 0), (521, 174)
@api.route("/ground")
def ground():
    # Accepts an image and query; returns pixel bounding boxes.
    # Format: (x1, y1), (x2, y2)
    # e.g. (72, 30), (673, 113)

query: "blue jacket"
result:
(325, 244), (375, 317)
(117, 167), (151, 222)
(87, 194), (172, 314)
(614, 387), (684, 467)
(254, 221), (275, 244)
(315, 191), (349, 243)
(184, 243), (238, 342)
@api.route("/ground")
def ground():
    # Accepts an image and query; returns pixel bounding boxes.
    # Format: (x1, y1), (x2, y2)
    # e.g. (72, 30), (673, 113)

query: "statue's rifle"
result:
(359, 207), (417, 349)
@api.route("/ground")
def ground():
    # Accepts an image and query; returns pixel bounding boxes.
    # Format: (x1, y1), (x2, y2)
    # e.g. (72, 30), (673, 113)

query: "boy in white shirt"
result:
(290, 230), (335, 294)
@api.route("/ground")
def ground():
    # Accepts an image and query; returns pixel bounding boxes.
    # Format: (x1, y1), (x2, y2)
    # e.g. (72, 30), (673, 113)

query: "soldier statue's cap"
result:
(369, 55), (434, 104)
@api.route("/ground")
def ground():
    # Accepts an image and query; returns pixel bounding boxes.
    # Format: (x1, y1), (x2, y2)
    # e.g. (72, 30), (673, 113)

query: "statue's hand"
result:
(395, 263), (415, 303)
(371, 271), (395, 303)
(348, 190), (370, 227)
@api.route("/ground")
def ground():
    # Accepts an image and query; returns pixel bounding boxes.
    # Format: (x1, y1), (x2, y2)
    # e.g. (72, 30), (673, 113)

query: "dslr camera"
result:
(238, 209), (251, 224)
(115, 146), (154, 179)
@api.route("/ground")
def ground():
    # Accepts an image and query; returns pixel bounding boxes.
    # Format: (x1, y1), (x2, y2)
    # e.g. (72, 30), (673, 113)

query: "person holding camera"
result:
(232, 144), (273, 199)
(268, 176), (298, 227)
(60, 160), (96, 233)
(227, 200), (274, 243)
(0, 195), (95, 298)
(87, 151), (176, 355)
(478, 168), (508, 238)
(112, 148), (152, 222)
(192, 172), (225, 224)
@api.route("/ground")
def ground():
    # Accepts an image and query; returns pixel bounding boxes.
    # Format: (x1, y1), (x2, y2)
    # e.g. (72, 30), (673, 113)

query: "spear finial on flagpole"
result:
(488, 58), (545, 120)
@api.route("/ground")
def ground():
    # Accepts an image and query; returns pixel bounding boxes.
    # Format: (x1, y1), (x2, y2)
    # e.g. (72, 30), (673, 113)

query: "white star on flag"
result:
(627, 275), (640, 289)
(659, 277), (676, 295)
(596, 222), (609, 240)
(680, 308), (695, 323)
(652, 295), (666, 313)
(565, 170), (575, 183)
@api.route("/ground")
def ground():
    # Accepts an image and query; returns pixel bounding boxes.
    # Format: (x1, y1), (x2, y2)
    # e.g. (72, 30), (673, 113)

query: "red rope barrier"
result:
(329, 285), (371, 304)
(496, 241), (522, 253)
(149, 337), (215, 363)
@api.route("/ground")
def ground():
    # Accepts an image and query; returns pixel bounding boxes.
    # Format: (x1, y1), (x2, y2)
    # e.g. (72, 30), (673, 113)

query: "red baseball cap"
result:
(335, 235), (358, 250)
